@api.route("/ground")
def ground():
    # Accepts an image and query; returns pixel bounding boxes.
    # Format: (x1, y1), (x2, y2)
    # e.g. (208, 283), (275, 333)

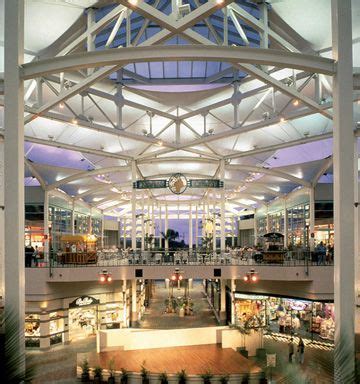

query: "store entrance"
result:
(69, 305), (98, 340)
(68, 296), (100, 340)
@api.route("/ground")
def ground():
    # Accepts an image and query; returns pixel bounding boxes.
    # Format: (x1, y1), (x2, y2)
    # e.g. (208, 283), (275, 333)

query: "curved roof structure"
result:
(0, 0), (360, 217)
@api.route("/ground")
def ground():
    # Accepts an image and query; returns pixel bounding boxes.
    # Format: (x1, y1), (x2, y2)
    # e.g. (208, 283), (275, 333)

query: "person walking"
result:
(25, 244), (35, 267)
(288, 339), (294, 363)
(298, 337), (305, 364)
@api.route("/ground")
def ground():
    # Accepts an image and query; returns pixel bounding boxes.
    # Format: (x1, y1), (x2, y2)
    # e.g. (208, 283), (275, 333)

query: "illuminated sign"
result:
(69, 296), (100, 308)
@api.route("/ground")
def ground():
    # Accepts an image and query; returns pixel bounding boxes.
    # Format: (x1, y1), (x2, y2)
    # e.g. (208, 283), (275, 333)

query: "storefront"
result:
(233, 293), (334, 342)
(68, 296), (100, 340)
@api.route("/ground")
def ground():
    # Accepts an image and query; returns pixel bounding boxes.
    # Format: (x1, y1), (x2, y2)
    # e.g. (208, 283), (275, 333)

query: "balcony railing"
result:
(27, 249), (334, 268)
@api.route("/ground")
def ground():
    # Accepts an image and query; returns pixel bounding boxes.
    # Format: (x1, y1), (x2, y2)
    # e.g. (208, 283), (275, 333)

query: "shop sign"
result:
(289, 300), (310, 311)
(234, 293), (268, 300)
(69, 296), (100, 308)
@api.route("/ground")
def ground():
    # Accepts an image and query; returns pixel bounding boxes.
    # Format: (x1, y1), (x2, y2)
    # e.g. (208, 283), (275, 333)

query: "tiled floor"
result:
(138, 279), (218, 329)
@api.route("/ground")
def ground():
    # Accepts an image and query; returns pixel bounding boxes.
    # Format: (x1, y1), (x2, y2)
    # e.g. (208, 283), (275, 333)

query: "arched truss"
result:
(18, 0), (354, 213)
(46, 165), (131, 191)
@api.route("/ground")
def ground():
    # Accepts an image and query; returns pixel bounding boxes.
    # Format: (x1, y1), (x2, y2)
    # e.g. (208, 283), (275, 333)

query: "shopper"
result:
(25, 244), (35, 267)
(297, 337), (305, 364)
(288, 339), (294, 363)
(316, 242), (326, 265)
(33, 245), (40, 267)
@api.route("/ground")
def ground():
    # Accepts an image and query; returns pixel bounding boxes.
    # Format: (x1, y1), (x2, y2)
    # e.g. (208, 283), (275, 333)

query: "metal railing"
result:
(27, 249), (334, 269)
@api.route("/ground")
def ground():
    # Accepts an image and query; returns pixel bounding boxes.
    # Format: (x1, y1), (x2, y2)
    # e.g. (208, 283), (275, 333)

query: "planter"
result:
(80, 373), (90, 382)
(108, 377), (116, 384)
(237, 347), (248, 358)
(256, 348), (267, 360)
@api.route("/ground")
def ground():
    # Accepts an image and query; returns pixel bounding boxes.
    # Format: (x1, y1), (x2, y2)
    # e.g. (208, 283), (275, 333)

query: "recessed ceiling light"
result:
(293, 99), (299, 106)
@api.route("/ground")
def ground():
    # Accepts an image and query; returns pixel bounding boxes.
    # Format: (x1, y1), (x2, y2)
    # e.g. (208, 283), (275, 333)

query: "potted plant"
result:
(140, 363), (150, 384)
(93, 366), (103, 383)
(120, 367), (129, 384)
(219, 374), (230, 384)
(159, 372), (169, 384)
(108, 358), (116, 384)
(177, 369), (187, 384)
(200, 370), (213, 384)
(80, 358), (90, 382)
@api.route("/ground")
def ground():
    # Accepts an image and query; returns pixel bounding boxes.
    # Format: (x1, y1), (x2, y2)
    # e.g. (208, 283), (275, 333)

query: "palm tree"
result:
(161, 229), (179, 249)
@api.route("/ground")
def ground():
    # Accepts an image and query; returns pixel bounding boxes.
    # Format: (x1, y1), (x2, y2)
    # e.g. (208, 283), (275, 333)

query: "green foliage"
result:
(200, 370), (213, 384)
(93, 365), (103, 378)
(108, 357), (115, 377)
(177, 369), (187, 384)
(159, 371), (169, 384)
(219, 374), (230, 384)
(0, 308), (36, 383)
(120, 367), (129, 384)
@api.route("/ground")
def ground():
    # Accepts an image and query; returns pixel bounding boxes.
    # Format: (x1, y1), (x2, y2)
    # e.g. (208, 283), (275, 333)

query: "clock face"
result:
(168, 173), (188, 195)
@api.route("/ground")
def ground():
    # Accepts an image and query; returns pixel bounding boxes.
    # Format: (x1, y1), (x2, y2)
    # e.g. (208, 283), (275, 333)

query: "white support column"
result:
(232, 81), (240, 128)
(44, 191), (49, 262)
(118, 218), (121, 248)
(36, 77), (43, 107)
(100, 214), (104, 249)
(159, 204), (162, 249)
(165, 204), (169, 251)
(131, 161), (137, 250)
(283, 200), (288, 249)
(71, 200), (75, 235)
(126, 8), (132, 47)
(231, 216), (235, 248)
(220, 279), (227, 323)
(141, 193), (145, 251)
(86, 8), (96, 52)
(116, 70), (124, 130)
(4, 0), (25, 376)
(220, 160), (226, 252)
(223, 6), (228, 46)
(189, 204), (193, 250)
(39, 312), (50, 350)
(266, 206), (270, 233)
(0, 141), (4, 303)
(253, 209), (257, 246)
(123, 219), (127, 249)
(309, 187), (315, 251)
(131, 279), (137, 324)
(195, 204), (199, 249)
(88, 208), (92, 234)
(332, 0), (355, 381)
(213, 201), (217, 252)
(230, 279), (236, 325)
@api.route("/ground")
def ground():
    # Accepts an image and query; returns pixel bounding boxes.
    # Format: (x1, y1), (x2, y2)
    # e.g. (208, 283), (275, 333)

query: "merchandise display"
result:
(234, 293), (334, 341)
(69, 306), (97, 339)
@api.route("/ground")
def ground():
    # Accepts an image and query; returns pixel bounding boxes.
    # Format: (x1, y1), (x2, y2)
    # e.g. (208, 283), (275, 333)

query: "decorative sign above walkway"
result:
(69, 296), (100, 308)
(133, 173), (224, 195)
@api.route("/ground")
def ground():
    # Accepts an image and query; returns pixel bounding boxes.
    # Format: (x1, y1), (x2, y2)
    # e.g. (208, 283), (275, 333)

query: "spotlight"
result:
(171, 275), (176, 281)
(71, 117), (78, 125)
(279, 117), (286, 123)
(243, 269), (258, 283)
(216, 0), (224, 4)
(292, 99), (299, 106)
(179, 275), (183, 281)
(59, 102), (64, 109)
(128, 0), (138, 5)
(99, 270), (112, 283)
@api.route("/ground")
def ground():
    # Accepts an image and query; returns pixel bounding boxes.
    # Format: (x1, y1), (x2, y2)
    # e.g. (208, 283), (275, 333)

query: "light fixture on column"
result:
(171, 268), (183, 281)
(99, 269), (112, 283)
(243, 269), (258, 283)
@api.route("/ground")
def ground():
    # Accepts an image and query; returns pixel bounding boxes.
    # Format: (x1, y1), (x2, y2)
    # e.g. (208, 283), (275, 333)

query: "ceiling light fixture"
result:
(292, 99), (299, 106)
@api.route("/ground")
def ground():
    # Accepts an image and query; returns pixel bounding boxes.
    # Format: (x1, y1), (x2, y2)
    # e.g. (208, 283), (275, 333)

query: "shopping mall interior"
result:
(0, 0), (359, 383)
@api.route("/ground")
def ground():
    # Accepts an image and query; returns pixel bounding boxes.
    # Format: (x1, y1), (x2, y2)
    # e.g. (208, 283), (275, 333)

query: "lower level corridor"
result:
(138, 279), (219, 329)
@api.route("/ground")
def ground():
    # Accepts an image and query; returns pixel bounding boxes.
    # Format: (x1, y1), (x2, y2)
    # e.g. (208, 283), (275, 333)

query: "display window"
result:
(49, 312), (64, 345)
(69, 306), (98, 340)
(235, 294), (334, 343)
(25, 314), (40, 348)
(102, 304), (121, 329)
(234, 294), (267, 329)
